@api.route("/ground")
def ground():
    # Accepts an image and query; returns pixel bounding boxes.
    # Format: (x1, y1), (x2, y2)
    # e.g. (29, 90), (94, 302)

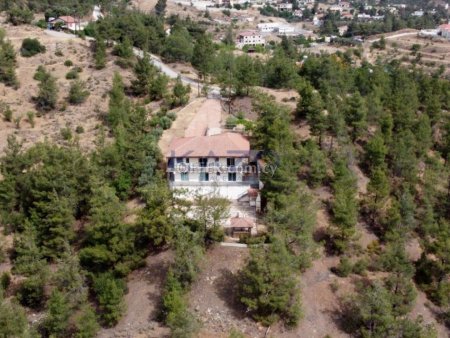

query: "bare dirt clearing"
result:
(0, 24), (135, 156)
(188, 245), (261, 337)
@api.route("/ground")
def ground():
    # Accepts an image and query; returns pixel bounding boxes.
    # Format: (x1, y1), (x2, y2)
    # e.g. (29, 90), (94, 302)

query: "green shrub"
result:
(93, 273), (125, 326)
(20, 38), (46, 57)
(167, 111), (177, 121)
(114, 58), (134, 69)
(333, 256), (353, 277)
(36, 19), (47, 29)
(2, 106), (13, 122)
(159, 116), (172, 130)
(64, 60), (73, 67)
(352, 258), (368, 276)
(33, 65), (48, 81)
(17, 276), (46, 309)
(68, 80), (89, 104)
(65, 69), (79, 80)
(0, 272), (11, 291)
(26, 111), (35, 127)
(75, 125), (84, 133)
(60, 125), (72, 140)
(7, 8), (34, 26)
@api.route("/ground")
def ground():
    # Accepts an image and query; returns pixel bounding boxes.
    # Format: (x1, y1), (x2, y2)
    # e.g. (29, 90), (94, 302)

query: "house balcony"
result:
(169, 180), (257, 187)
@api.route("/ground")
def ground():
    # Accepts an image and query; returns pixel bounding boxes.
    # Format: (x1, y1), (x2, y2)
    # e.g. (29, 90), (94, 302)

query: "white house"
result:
(166, 132), (260, 200)
(257, 22), (280, 33)
(49, 16), (84, 31)
(236, 31), (265, 48)
(277, 3), (293, 12)
(278, 25), (296, 35)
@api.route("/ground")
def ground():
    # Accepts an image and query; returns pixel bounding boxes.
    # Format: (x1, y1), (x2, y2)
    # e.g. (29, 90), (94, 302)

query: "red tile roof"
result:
(55, 16), (76, 24)
(167, 132), (250, 158)
(230, 217), (255, 228)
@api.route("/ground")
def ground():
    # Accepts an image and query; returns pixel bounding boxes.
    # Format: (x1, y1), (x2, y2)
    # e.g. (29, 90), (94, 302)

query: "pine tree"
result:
(238, 238), (301, 326)
(131, 53), (157, 97)
(43, 290), (71, 337)
(74, 304), (99, 338)
(365, 132), (388, 171)
(68, 80), (90, 104)
(344, 91), (367, 141)
(154, 0), (167, 16)
(93, 273), (125, 326)
(191, 34), (215, 83)
(94, 38), (106, 70)
(34, 68), (58, 112)
(0, 298), (30, 337)
(330, 157), (358, 253)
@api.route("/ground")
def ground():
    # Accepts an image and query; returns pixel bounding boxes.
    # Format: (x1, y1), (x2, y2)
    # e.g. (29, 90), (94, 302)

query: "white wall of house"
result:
(171, 184), (251, 200)
(168, 156), (258, 200)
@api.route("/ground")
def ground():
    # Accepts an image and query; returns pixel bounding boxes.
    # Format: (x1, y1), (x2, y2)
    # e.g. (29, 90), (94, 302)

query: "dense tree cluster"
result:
(0, 28), (18, 88)
(295, 52), (450, 332)
(0, 69), (173, 336)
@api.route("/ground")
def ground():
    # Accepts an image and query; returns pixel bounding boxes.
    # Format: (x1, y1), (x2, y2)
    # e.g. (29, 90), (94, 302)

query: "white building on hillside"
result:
(277, 3), (293, 12)
(166, 132), (260, 200)
(257, 22), (280, 33)
(236, 31), (265, 48)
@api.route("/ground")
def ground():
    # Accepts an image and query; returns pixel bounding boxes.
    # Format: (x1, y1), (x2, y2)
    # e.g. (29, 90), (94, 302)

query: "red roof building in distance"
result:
(57, 16), (76, 23)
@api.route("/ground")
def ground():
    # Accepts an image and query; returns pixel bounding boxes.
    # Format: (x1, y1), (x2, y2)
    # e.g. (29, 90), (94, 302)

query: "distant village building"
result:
(236, 31), (265, 48)
(257, 22), (280, 33)
(48, 16), (83, 31)
(338, 25), (348, 36)
(277, 3), (293, 12)
(278, 25), (296, 35)
(341, 12), (353, 20)
(329, 5), (342, 12)
(313, 15), (323, 26)
(357, 13), (372, 20)
(412, 10), (424, 17)
(293, 9), (303, 17)
(48, 5), (104, 32)
(339, 1), (351, 9)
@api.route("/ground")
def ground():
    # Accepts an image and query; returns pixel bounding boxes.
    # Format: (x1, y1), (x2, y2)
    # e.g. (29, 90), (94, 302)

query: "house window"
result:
(186, 158), (190, 164)
(200, 172), (209, 181)
(227, 158), (235, 166)
(176, 157), (183, 163)
(181, 173), (189, 181)
(228, 173), (236, 181)
(199, 158), (207, 167)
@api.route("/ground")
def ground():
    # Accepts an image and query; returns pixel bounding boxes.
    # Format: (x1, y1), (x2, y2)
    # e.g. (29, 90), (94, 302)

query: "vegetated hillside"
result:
(0, 22), (136, 156)
(0, 5), (449, 338)
(364, 33), (450, 78)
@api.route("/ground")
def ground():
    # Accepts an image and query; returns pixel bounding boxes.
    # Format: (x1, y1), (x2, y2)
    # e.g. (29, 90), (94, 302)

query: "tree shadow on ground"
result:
(214, 268), (248, 320)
